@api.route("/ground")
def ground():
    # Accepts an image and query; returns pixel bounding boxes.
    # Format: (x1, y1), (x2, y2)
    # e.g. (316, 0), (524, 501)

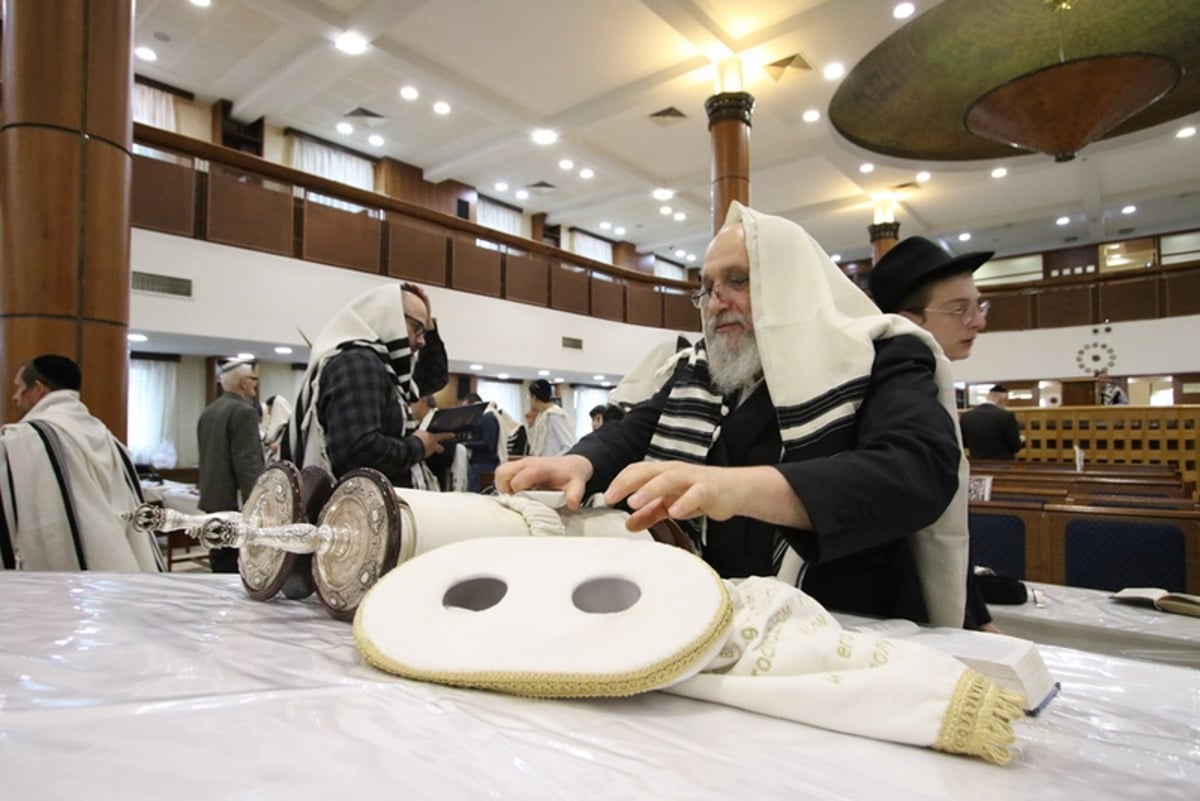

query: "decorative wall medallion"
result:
(1076, 340), (1116, 374)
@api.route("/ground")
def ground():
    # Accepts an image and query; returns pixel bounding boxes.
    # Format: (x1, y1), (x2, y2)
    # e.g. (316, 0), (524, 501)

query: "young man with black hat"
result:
(1, 355), (163, 572)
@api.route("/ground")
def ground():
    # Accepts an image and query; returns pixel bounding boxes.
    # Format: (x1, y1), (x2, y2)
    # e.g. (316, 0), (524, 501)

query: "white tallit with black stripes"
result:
(287, 283), (435, 490)
(647, 202), (970, 628)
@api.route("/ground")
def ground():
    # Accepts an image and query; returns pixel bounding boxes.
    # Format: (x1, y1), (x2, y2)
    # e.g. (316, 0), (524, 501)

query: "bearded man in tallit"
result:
(0, 355), (162, 571)
(285, 283), (453, 489)
(498, 204), (969, 627)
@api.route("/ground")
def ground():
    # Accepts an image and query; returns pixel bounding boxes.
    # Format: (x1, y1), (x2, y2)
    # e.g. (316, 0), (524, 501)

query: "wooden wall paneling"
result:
(206, 165), (293, 256)
(1098, 274), (1159, 321)
(387, 219), (447, 286)
(301, 201), (382, 274)
(1043, 244), (1099, 278)
(450, 236), (501, 297)
(612, 241), (640, 272)
(84, 1), (132, 145)
(591, 276), (626, 322)
(2, 1), (84, 129)
(980, 288), (1034, 331)
(1164, 266), (1200, 317)
(1034, 283), (1094, 328)
(81, 137), (131, 322)
(662, 290), (700, 332)
(504, 252), (550, 306)
(80, 320), (130, 440)
(626, 282), (662, 327)
(131, 152), (196, 235)
(550, 263), (589, 315)
(0, 317), (76, 428)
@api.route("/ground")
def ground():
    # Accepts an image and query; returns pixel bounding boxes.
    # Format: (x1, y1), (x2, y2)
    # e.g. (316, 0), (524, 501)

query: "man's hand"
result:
(604, 462), (811, 533)
(414, 429), (455, 457)
(494, 455), (594, 508)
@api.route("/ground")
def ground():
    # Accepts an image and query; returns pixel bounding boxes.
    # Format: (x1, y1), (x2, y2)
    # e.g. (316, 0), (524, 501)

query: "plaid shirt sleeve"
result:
(318, 349), (424, 485)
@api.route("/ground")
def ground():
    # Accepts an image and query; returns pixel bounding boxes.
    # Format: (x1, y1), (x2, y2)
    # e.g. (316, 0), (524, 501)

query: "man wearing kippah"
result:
(0, 354), (163, 572)
(498, 205), (969, 628)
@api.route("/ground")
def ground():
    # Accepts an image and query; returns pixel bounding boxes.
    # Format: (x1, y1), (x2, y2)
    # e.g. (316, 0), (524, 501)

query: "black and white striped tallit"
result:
(287, 283), (435, 490)
(645, 202), (970, 628)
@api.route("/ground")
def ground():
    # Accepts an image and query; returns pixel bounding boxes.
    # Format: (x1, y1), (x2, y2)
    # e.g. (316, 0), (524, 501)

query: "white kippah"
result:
(354, 537), (731, 697)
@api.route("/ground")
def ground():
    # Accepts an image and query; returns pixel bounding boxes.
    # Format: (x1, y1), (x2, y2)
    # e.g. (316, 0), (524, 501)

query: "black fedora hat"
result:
(868, 236), (994, 313)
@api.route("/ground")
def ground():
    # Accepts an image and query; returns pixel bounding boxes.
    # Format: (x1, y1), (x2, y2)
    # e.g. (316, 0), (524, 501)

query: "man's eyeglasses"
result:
(922, 300), (990, 324)
(690, 276), (750, 309)
(405, 315), (428, 339)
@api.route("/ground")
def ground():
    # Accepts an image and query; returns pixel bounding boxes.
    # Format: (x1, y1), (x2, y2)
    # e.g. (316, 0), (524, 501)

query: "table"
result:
(1, 572), (1197, 800)
(989, 581), (1200, 668)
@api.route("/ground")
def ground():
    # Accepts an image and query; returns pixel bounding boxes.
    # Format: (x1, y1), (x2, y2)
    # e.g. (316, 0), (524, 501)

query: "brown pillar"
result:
(869, 221), (901, 265)
(705, 91), (754, 235)
(0, 0), (134, 436)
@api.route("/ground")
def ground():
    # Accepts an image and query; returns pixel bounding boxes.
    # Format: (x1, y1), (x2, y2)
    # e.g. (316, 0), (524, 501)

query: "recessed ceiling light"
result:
(1176, 126), (1196, 139)
(830, 254), (842, 263)
(368, 134), (384, 146)
(958, 232), (972, 242)
(190, 0), (212, 7)
(916, 171), (931, 182)
(433, 101), (451, 115)
(660, 205), (672, 215)
(823, 62), (845, 80)
(802, 109), (821, 123)
(399, 86), (419, 100)
(497, 373), (509, 380)
(127, 333), (148, 343)
(336, 121), (354, 135)
(1056, 216), (1071, 226)
(134, 46), (157, 61)
(599, 221), (612, 230)
(601, 381), (611, 387)
(237, 352), (255, 360)
(593, 375), (605, 381)
(531, 128), (558, 145)
(991, 167), (1008, 178)
(859, 162), (875, 174)
(893, 3), (915, 20)
(673, 212), (686, 222)
(515, 189), (529, 200)
(553, 377), (564, 383)
(494, 181), (508, 192)
(652, 188), (674, 201)
(672, 249), (684, 258)
(614, 226), (626, 236)
(538, 370), (551, 376)
(559, 158), (574, 170)
(274, 346), (293, 355)
(579, 168), (595, 179)
(1121, 204), (1136, 215)
(333, 32), (369, 55)
(686, 254), (697, 262)
(469, 364), (483, 371)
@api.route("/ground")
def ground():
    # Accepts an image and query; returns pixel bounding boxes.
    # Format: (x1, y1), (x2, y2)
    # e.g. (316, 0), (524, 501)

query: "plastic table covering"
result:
(1, 572), (1197, 801)
(989, 581), (1200, 668)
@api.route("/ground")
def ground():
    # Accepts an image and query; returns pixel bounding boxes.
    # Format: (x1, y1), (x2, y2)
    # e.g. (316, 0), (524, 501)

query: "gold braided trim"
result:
(353, 579), (732, 698)
(934, 669), (1025, 764)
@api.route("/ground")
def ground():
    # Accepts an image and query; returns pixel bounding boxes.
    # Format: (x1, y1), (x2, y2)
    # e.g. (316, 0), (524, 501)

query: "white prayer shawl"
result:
(651, 203), (969, 627)
(608, 334), (692, 408)
(528, 404), (575, 457)
(262, 396), (292, 451)
(0, 391), (163, 572)
(288, 284), (435, 490)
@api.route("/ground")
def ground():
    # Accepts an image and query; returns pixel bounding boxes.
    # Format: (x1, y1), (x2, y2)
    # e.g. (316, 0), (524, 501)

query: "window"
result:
(573, 386), (611, 440)
(285, 135), (375, 213)
(476, 198), (523, 252)
(127, 359), (178, 467)
(571, 230), (613, 264)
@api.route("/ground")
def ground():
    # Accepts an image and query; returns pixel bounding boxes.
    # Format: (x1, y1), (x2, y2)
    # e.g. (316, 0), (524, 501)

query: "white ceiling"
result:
(129, 0), (1200, 369)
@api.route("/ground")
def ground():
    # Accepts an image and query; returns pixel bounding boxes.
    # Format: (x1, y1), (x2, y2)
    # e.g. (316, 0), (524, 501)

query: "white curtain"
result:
(476, 198), (523, 252)
(286, 135), (375, 212)
(475, 379), (524, 422)
(653, 258), (686, 281)
(127, 359), (178, 467)
(132, 84), (177, 130)
(572, 230), (613, 265)
(573, 386), (611, 440)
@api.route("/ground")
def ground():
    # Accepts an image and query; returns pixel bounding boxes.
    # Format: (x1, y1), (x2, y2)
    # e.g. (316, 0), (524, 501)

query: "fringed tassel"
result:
(934, 669), (1025, 764)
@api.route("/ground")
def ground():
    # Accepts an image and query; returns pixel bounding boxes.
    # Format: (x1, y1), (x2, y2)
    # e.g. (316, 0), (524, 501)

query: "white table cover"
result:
(1, 572), (1197, 800)
(989, 581), (1200, 668)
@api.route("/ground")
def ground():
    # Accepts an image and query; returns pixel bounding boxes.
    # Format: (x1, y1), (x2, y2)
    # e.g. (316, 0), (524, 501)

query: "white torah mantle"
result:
(354, 537), (1023, 764)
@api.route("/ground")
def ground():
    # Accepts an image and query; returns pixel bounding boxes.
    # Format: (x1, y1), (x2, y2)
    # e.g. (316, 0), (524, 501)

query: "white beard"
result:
(704, 312), (762, 396)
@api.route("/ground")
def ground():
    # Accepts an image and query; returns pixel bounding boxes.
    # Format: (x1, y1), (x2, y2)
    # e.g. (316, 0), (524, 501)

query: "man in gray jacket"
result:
(197, 359), (265, 573)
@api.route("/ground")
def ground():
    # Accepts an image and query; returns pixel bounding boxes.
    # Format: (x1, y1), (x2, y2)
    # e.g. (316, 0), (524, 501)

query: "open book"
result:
(847, 619), (1060, 715)
(1111, 587), (1200, 618)
(419, 402), (489, 442)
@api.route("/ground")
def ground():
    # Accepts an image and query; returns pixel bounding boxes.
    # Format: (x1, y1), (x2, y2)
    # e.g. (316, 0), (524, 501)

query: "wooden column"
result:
(0, 0), (134, 436)
(869, 221), (901, 264)
(705, 91), (754, 235)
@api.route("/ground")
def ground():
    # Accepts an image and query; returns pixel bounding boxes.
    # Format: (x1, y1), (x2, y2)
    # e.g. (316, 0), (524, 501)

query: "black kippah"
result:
(31, 354), (82, 391)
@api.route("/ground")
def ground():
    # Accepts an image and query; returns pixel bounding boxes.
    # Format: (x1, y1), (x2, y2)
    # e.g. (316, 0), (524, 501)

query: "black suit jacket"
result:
(960, 403), (1022, 460)
(571, 334), (960, 623)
